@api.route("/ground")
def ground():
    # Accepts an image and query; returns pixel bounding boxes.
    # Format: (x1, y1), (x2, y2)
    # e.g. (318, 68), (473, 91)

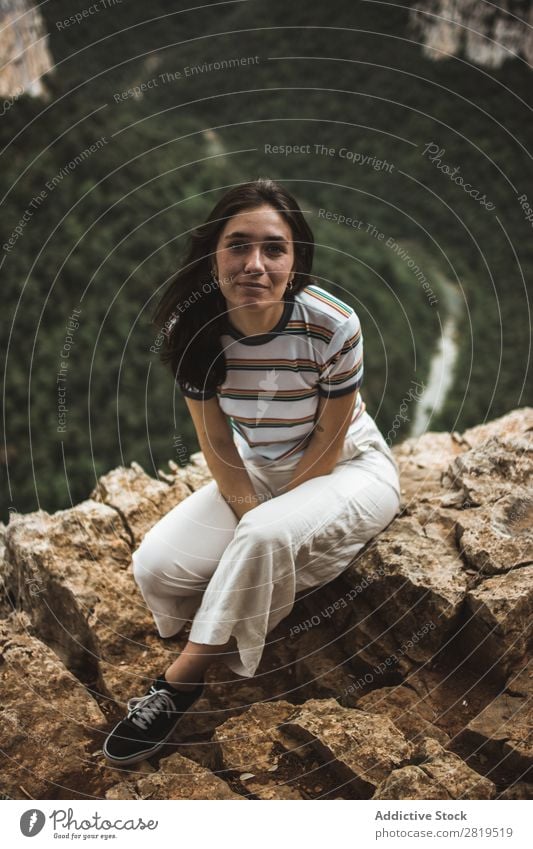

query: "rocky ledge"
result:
(1, 408), (532, 800)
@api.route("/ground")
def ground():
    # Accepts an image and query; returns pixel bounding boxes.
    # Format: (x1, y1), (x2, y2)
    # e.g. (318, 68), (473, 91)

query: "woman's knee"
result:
(131, 536), (164, 590)
(132, 534), (212, 598)
(237, 507), (292, 550)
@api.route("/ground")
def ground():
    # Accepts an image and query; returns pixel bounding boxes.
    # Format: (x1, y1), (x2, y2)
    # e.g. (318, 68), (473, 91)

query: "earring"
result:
(287, 278), (294, 290)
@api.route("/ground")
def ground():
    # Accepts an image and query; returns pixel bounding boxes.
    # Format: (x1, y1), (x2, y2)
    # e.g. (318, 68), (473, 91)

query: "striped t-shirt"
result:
(179, 284), (367, 462)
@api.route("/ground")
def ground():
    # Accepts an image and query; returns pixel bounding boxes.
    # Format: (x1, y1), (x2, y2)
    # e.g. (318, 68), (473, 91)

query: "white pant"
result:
(132, 412), (401, 678)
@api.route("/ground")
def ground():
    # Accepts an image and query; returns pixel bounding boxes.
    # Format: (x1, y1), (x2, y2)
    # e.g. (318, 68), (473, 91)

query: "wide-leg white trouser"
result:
(132, 413), (401, 677)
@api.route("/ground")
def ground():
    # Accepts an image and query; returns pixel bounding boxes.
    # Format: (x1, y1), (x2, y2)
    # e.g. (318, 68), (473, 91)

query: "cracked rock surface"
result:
(0, 410), (531, 799)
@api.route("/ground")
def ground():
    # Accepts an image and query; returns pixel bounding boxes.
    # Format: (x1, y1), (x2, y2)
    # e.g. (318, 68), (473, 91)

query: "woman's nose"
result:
(243, 246), (265, 272)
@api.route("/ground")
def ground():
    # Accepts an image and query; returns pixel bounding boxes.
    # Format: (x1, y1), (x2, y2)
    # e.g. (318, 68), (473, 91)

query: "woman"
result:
(103, 178), (401, 766)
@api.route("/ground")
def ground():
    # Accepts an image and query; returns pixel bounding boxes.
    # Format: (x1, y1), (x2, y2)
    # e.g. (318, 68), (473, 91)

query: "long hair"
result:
(152, 178), (315, 394)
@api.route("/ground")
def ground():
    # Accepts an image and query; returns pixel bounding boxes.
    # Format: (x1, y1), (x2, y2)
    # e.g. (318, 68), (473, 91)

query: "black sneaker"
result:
(103, 676), (204, 766)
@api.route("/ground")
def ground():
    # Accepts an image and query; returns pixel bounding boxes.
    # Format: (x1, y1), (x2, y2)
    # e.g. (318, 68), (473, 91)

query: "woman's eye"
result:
(227, 242), (286, 254)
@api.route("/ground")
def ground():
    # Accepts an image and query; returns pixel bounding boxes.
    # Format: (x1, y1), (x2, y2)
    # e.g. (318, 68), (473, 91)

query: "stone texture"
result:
(457, 661), (533, 782)
(461, 407), (533, 449)
(0, 408), (531, 800)
(0, 521), (12, 619)
(463, 566), (533, 680)
(456, 491), (533, 575)
(3, 500), (132, 684)
(293, 627), (360, 704)
(91, 461), (191, 546)
(394, 431), (466, 507)
(285, 698), (413, 796)
(498, 783), (533, 800)
(0, 613), (106, 800)
(410, 2), (533, 70)
(2, 497), (188, 699)
(357, 684), (450, 749)
(105, 751), (241, 800)
(214, 700), (306, 799)
(373, 738), (495, 800)
(341, 514), (468, 662)
(0, 0), (54, 99)
(441, 434), (533, 508)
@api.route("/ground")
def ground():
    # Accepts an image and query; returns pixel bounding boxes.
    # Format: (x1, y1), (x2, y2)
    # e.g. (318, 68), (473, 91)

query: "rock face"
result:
(0, 408), (532, 799)
(409, 0), (533, 69)
(0, 0), (53, 99)
(0, 613), (107, 800)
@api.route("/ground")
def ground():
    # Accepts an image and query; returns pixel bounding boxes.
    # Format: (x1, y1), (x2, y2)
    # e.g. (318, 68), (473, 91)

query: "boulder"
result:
(373, 738), (495, 799)
(394, 432), (466, 506)
(105, 751), (241, 800)
(460, 407), (533, 449)
(284, 698), (413, 796)
(2, 499), (179, 698)
(441, 434), (533, 508)
(341, 515), (468, 663)
(357, 684), (450, 749)
(463, 566), (533, 679)
(0, 613), (106, 800)
(456, 491), (533, 575)
(214, 700), (306, 799)
(292, 627), (361, 704)
(457, 661), (533, 782)
(91, 461), (192, 546)
(3, 500), (131, 683)
(498, 783), (533, 800)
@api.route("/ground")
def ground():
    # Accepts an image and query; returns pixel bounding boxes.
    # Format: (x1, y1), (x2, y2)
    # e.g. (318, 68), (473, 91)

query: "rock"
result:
(456, 661), (533, 782)
(285, 698), (413, 796)
(2, 499), (178, 698)
(463, 566), (533, 679)
(394, 432), (465, 506)
(498, 783), (533, 800)
(342, 515), (468, 663)
(442, 435), (533, 508)
(373, 738), (495, 799)
(410, 3), (533, 70)
(91, 462), (191, 546)
(214, 700), (306, 799)
(105, 751), (241, 800)
(3, 501), (131, 683)
(0, 613), (106, 800)
(456, 491), (533, 575)
(214, 700), (296, 774)
(1, 407), (531, 800)
(331, 594), (415, 685)
(357, 685), (450, 749)
(293, 628), (360, 704)
(461, 408), (533, 449)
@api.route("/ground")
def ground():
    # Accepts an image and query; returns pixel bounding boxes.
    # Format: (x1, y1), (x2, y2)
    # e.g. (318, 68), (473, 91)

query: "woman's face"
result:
(212, 204), (296, 313)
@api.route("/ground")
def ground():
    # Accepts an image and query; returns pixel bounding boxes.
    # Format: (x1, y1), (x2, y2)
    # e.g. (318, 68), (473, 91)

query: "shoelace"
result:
(126, 687), (177, 731)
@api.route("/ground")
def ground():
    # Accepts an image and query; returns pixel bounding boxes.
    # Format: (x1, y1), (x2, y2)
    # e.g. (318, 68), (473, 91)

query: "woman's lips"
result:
(238, 282), (268, 289)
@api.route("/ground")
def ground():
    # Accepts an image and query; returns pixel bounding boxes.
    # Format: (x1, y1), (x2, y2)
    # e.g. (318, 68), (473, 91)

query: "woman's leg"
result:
(187, 446), (401, 678)
(131, 479), (240, 638)
(132, 473), (272, 687)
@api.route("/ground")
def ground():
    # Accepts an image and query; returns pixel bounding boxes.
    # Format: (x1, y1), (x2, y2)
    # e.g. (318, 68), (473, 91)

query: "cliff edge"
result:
(1, 408), (532, 800)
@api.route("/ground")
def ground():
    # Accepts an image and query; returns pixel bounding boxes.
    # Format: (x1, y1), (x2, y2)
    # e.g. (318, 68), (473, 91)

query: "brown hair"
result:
(152, 178), (315, 394)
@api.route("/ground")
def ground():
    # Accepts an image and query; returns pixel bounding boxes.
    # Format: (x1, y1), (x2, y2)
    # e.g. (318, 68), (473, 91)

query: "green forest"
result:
(1, 0), (531, 521)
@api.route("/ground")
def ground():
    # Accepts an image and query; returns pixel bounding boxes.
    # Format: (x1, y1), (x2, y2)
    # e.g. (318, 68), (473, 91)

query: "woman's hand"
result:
(184, 396), (262, 520)
(278, 388), (358, 493)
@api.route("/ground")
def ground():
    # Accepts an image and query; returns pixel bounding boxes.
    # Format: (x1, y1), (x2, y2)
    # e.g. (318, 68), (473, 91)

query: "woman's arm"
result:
(278, 389), (358, 494)
(184, 396), (263, 520)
